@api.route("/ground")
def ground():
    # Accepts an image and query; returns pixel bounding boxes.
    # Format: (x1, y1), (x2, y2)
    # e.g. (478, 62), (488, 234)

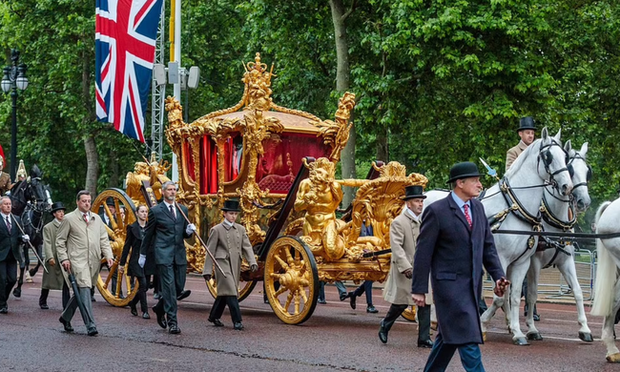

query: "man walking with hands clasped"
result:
(411, 162), (509, 372)
(140, 181), (196, 334)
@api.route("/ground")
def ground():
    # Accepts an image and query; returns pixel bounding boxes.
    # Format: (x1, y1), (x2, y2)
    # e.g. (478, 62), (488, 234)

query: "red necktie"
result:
(463, 204), (472, 228)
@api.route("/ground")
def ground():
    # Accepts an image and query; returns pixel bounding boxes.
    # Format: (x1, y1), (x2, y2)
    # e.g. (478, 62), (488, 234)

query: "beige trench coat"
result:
(56, 209), (113, 288)
(203, 222), (257, 297)
(383, 208), (432, 305)
(41, 219), (65, 290)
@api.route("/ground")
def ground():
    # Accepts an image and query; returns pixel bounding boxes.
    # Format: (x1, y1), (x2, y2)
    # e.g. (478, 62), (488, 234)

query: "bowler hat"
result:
(517, 117), (537, 132)
(221, 199), (241, 212)
(105, 197), (116, 207)
(401, 185), (426, 200)
(447, 162), (482, 184)
(50, 201), (66, 215)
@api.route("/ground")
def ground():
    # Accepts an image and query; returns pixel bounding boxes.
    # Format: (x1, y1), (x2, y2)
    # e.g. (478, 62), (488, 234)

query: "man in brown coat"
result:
(57, 190), (114, 336)
(506, 117), (536, 170)
(379, 185), (432, 347)
(38, 202), (70, 310)
(203, 199), (258, 330)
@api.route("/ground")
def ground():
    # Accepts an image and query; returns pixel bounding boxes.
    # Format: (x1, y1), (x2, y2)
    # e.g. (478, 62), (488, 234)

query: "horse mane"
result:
(504, 138), (542, 178)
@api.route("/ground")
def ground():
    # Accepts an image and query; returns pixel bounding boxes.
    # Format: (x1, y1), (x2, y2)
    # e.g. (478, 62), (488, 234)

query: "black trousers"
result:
(0, 254), (17, 309)
(209, 295), (242, 323)
(129, 275), (148, 313)
(154, 263), (186, 327)
(39, 283), (71, 309)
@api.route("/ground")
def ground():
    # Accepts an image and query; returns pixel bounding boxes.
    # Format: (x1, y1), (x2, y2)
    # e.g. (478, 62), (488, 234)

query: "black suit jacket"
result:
(0, 214), (23, 264)
(140, 202), (191, 266)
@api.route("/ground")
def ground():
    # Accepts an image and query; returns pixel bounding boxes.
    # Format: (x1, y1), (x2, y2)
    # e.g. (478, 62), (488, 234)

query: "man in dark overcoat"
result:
(140, 181), (195, 334)
(411, 162), (509, 372)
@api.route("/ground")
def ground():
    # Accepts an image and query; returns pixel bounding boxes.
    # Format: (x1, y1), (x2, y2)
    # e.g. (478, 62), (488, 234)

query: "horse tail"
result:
(591, 201), (616, 316)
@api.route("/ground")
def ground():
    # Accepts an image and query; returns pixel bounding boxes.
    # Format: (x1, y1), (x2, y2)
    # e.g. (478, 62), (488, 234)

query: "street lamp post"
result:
(1, 49), (29, 182)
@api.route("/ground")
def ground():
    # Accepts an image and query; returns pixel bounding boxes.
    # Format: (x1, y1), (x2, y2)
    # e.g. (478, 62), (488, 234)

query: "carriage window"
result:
(256, 133), (330, 193)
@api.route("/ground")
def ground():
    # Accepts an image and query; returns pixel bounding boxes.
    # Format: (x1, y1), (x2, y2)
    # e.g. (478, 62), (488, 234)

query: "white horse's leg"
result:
(602, 281), (620, 362)
(508, 260), (530, 345)
(525, 255), (543, 340)
(556, 255), (593, 342)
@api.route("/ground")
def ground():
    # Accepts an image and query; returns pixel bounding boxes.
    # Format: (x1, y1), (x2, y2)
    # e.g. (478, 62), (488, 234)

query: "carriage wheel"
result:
(401, 306), (417, 322)
(264, 236), (318, 325)
(92, 188), (138, 307)
(205, 273), (258, 302)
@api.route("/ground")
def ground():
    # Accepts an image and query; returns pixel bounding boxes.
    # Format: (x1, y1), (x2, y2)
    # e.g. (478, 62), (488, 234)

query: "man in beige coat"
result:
(38, 202), (70, 310)
(379, 185), (432, 347)
(203, 199), (258, 330)
(57, 190), (114, 336)
(506, 117), (537, 170)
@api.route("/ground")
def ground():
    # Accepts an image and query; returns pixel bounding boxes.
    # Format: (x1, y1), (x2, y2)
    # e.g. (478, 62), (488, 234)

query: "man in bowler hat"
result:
(39, 202), (71, 310)
(412, 162), (509, 371)
(506, 117), (537, 171)
(203, 199), (258, 330)
(379, 184), (432, 347)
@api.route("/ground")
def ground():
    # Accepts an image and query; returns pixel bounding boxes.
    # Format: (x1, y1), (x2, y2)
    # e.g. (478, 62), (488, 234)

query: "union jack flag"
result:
(95, 0), (163, 142)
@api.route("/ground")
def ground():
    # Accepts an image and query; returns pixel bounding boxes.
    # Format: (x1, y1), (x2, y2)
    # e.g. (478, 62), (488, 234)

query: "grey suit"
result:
(141, 202), (191, 327)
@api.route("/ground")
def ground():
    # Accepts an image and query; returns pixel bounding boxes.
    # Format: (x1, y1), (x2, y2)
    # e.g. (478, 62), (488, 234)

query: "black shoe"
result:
(40, 304), (49, 310)
(12, 288), (21, 298)
(366, 305), (378, 313)
(153, 306), (167, 329)
(234, 322), (244, 330)
(208, 318), (224, 327)
(533, 313), (540, 322)
(0, 307), (8, 314)
(169, 325), (181, 334)
(378, 321), (388, 343)
(130, 304), (138, 316)
(142, 312), (150, 319)
(59, 317), (74, 332)
(418, 339), (434, 348)
(318, 299), (327, 304)
(349, 292), (357, 310)
(87, 328), (98, 336)
(177, 290), (191, 301)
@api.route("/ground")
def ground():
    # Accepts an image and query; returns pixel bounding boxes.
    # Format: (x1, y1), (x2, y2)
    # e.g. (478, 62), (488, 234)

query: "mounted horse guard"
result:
(96, 53), (429, 326)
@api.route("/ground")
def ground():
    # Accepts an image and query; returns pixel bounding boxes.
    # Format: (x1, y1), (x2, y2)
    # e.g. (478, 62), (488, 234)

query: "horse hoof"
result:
(513, 337), (530, 346)
(606, 353), (620, 363)
(579, 332), (593, 342)
(12, 288), (21, 298)
(527, 332), (543, 341)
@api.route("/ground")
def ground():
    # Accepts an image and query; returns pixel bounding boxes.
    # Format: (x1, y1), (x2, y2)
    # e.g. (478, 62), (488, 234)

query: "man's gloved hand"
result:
(21, 235), (30, 242)
(250, 264), (259, 272)
(402, 268), (413, 279)
(138, 254), (146, 268)
(186, 223), (197, 235)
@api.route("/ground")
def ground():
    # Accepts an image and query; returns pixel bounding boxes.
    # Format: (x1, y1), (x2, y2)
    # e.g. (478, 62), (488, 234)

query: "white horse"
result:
(424, 127), (573, 346)
(525, 141), (592, 342)
(591, 200), (620, 362)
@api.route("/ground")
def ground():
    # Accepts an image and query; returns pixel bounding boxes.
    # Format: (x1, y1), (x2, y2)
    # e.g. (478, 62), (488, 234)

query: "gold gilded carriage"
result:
(95, 53), (426, 323)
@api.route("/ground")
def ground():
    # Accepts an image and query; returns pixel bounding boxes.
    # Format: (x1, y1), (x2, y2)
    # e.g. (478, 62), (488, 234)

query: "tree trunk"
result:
(329, 0), (356, 206)
(84, 134), (99, 195)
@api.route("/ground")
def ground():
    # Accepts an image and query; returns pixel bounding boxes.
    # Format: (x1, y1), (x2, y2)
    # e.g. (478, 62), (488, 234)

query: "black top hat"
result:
(50, 201), (66, 215)
(401, 185), (426, 200)
(447, 162), (482, 184)
(221, 199), (241, 212)
(105, 197), (116, 206)
(517, 117), (537, 132)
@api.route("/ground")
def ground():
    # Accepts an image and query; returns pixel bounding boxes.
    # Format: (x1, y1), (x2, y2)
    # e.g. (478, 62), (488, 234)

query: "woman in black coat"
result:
(119, 205), (150, 319)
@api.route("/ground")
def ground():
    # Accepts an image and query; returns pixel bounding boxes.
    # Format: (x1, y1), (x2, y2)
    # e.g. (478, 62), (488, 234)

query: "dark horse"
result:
(9, 165), (52, 298)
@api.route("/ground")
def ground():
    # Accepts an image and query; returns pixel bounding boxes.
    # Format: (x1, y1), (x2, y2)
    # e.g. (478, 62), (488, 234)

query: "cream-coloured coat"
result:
(41, 219), (65, 290)
(506, 140), (528, 171)
(383, 208), (432, 305)
(56, 209), (113, 288)
(203, 221), (257, 297)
